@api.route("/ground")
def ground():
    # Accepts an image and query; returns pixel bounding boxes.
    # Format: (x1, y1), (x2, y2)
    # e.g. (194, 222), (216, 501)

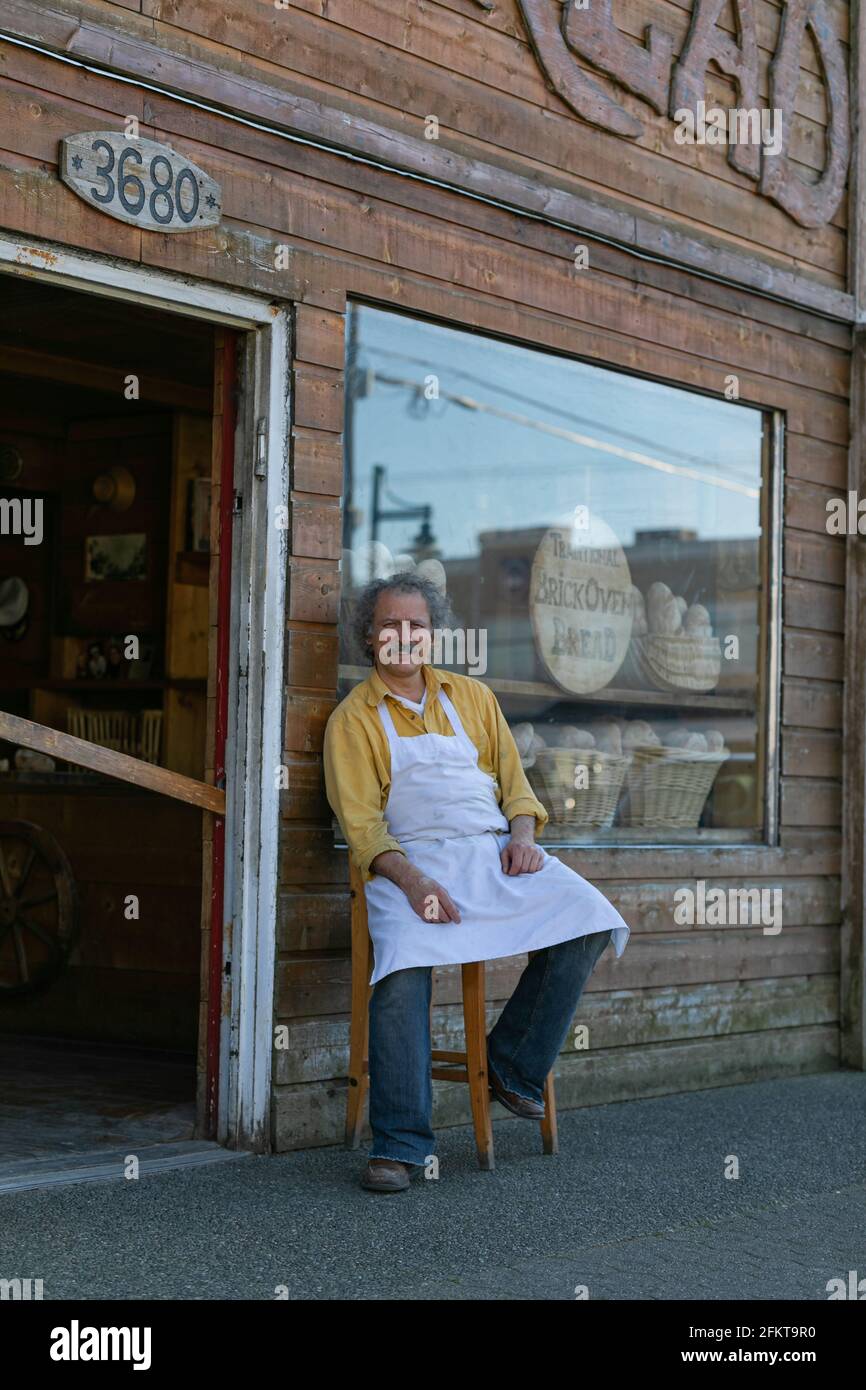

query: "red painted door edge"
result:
(205, 330), (238, 1140)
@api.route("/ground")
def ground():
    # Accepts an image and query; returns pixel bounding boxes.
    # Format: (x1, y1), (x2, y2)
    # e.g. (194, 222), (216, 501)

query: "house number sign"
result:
(60, 132), (221, 233)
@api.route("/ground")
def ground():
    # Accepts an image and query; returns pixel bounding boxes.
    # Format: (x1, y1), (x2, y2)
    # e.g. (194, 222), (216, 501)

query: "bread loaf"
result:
(416, 558), (447, 592)
(646, 582), (683, 635)
(556, 726), (597, 750)
(510, 722), (535, 759)
(622, 720), (660, 749)
(629, 585), (648, 636)
(683, 602), (713, 638)
(664, 729), (708, 752)
(592, 721), (623, 755)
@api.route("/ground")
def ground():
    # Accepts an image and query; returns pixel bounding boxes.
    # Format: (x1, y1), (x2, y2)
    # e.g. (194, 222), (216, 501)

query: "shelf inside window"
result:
(337, 665), (755, 713)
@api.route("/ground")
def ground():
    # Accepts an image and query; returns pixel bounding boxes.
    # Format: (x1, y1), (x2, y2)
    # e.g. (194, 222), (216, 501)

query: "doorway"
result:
(0, 246), (288, 1175)
(0, 276), (226, 1166)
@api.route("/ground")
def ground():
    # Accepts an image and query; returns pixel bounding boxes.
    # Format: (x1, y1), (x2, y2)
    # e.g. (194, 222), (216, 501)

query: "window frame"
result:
(340, 296), (784, 851)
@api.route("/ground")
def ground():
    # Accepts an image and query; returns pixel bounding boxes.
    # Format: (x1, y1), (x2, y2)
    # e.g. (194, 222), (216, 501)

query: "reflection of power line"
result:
(375, 460), (757, 499)
(360, 342), (758, 483)
(383, 480), (426, 512)
(372, 371), (760, 499)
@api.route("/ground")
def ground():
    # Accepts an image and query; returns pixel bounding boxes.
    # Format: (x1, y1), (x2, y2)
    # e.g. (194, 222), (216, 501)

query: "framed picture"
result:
(84, 533), (148, 582)
(56, 634), (156, 681)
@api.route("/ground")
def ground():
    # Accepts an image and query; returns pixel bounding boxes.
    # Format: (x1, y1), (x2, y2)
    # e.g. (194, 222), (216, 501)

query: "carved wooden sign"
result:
(60, 132), (222, 233)
(504, 0), (850, 229)
(529, 513), (633, 695)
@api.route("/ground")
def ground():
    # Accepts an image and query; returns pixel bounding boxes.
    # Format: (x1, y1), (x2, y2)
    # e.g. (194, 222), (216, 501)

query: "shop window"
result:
(339, 303), (778, 846)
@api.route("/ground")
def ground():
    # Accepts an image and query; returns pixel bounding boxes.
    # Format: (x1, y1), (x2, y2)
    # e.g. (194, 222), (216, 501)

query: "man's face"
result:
(370, 590), (432, 674)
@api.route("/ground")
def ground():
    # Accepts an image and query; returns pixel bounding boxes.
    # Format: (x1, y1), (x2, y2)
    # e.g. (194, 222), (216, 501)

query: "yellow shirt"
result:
(323, 665), (548, 879)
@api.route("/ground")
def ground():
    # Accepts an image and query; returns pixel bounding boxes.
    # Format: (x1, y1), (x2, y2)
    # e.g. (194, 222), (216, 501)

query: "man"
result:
(324, 572), (630, 1192)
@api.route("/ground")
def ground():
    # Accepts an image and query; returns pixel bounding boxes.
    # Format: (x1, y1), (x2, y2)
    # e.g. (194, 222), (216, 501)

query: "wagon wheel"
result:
(0, 821), (79, 999)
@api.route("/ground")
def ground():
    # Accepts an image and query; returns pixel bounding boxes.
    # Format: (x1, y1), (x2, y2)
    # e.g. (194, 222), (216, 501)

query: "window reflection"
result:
(341, 304), (770, 844)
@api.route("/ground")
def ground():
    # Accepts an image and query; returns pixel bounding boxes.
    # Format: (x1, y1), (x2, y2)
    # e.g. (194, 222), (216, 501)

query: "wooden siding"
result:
(137, 0), (848, 285)
(0, 16), (851, 1147)
(0, 0), (852, 319)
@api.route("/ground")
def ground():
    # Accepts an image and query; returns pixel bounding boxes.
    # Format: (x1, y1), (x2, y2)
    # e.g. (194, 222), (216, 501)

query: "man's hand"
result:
(404, 869), (462, 924)
(500, 840), (544, 875)
(370, 850), (461, 923)
(501, 814), (544, 875)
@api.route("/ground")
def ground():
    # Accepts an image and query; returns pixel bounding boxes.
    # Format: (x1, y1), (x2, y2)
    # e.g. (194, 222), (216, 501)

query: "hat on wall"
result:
(0, 576), (30, 640)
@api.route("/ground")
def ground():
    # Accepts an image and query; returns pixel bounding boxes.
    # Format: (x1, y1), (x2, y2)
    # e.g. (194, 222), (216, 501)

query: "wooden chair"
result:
(346, 855), (558, 1171)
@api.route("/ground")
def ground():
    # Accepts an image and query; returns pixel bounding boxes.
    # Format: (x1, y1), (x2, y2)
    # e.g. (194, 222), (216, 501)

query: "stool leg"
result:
(540, 1071), (559, 1155)
(462, 961), (494, 1171)
(523, 948), (558, 1156)
(346, 873), (373, 1150)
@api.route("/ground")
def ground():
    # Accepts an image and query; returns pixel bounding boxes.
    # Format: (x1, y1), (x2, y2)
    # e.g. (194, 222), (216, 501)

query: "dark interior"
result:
(0, 274), (218, 1172)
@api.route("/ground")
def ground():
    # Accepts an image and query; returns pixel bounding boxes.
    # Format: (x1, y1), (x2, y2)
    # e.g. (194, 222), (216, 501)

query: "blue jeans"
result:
(367, 929), (613, 1166)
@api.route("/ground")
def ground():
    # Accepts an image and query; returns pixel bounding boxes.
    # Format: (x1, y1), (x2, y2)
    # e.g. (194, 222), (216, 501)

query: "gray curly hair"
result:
(353, 571), (456, 664)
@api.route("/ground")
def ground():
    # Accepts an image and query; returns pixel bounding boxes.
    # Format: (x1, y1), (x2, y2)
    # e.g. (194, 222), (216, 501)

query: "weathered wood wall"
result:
(0, 0), (850, 1148)
(103, 0), (851, 286)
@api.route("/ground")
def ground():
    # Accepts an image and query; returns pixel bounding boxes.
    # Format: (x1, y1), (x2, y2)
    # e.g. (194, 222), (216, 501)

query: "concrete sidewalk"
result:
(2, 1071), (865, 1300)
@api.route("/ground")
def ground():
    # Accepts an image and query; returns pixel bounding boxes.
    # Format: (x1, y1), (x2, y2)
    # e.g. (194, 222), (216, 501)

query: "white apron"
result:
(364, 687), (630, 985)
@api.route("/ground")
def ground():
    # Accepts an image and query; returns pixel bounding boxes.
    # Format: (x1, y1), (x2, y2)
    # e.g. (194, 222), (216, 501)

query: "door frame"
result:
(0, 234), (289, 1152)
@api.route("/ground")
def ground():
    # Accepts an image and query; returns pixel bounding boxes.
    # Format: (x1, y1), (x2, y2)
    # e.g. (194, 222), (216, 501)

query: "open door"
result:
(0, 279), (237, 1163)
(0, 709), (228, 1131)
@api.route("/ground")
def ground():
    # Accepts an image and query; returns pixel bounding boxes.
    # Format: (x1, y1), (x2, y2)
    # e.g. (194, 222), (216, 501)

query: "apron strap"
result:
(436, 687), (481, 762)
(378, 685), (472, 759)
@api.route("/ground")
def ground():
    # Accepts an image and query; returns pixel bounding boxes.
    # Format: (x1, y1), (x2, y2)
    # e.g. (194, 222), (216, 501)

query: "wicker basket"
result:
(527, 747), (631, 829)
(621, 744), (728, 829)
(617, 633), (722, 693)
(66, 708), (163, 765)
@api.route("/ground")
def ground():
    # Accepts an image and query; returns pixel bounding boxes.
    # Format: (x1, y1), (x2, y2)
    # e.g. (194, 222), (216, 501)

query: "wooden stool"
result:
(345, 855), (558, 1171)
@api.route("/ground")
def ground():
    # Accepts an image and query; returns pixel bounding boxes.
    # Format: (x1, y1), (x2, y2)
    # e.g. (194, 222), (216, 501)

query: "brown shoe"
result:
(487, 1061), (546, 1119)
(360, 1158), (422, 1192)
